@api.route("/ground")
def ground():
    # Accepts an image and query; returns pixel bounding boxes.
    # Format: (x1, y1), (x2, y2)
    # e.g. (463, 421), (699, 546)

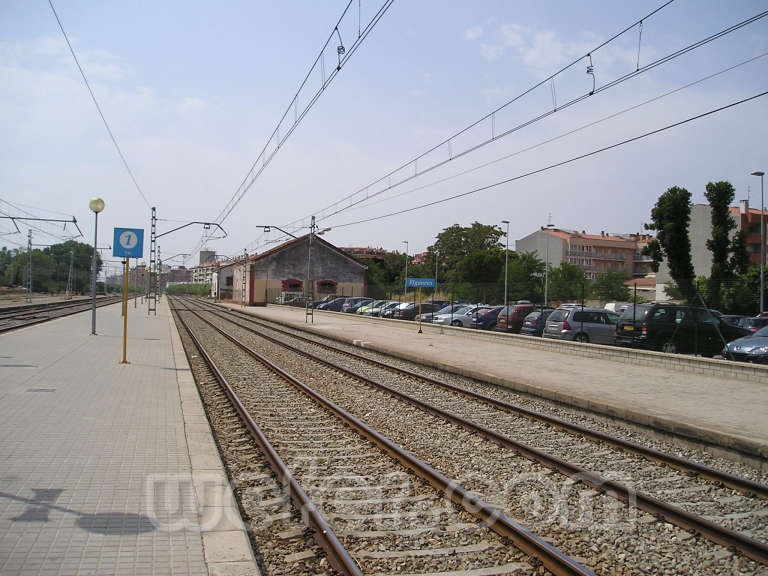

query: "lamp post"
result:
(402, 240), (409, 297)
(89, 198), (104, 335)
(502, 220), (509, 325)
(752, 171), (765, 313)
(435, 249), (439, 296)
(544, 221), (555, 307)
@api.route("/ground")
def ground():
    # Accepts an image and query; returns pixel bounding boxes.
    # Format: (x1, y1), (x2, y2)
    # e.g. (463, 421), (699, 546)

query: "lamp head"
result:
(752, 171), (765, 177)
(89, 198), (105, 213)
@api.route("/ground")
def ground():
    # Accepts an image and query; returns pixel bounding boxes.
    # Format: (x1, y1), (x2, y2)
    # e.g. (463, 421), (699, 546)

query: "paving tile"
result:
(0, 300), (209, 576)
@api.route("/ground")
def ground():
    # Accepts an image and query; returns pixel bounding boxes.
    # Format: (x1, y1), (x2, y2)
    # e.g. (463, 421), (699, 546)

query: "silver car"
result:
(433, 305), (492, 328)
(543, 306), (619, 344)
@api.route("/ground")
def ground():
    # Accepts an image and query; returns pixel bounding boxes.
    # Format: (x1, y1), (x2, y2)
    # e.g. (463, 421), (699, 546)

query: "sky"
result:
(1, 0), (768, 274)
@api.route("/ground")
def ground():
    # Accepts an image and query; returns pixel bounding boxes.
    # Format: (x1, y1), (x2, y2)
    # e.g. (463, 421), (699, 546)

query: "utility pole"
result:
(241, 248), (247, 307)
(148, 207), (157, 315)
(25, 230), (32, 302)
(306, 216), (315, 323)
(65, 249), (74, 299)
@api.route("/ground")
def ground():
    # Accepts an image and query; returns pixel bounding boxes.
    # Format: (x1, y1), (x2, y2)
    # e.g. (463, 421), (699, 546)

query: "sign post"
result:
(113, 228), (144, 364)
(406, 278), (436, 334)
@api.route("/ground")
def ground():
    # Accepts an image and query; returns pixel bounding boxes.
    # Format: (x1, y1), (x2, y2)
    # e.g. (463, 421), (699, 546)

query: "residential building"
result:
(655, 199), (768, 300)
(515, 228), (653, 280)
(342, 246), (387, 260)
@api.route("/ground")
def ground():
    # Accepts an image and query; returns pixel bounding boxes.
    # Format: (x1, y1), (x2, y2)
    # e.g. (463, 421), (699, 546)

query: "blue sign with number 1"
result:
(113, 228), (144, 258)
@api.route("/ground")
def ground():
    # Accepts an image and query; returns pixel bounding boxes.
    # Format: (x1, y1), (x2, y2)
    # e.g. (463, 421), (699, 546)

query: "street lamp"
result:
(501, 220), (509, 326)
(435, 248), (439, 296)
(752, 170), (765, 313)
(544, 220), (555, 307)
(89, 197), (104, 335)
(402, 240), (409, 297)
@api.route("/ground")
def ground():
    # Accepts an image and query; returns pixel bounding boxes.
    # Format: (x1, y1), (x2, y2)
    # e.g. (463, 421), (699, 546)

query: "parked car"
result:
(417, 303), (466, 323)
(614, 303), (750, 355)
(365, 301), (399, 317)
(392, 301), (445, 321)
(472, 306), (504, 330)
(519, 309), (555, 337)
(495, 301), (536, 333)
(356, 299), (388, 315)
(342, 297), (372, 313)
(720, 314), (749, 327)
(382, 302), (410, 319)
(738, 316), (768, 333)
(316, 297), (347, 311)
(313, 294), (338, 308)
(723, 325), (768, 363)
(543, 306), (619, 344)
(433, 305), (493, 328)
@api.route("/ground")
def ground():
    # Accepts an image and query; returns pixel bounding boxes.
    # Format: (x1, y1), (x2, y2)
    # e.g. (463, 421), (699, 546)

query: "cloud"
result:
(179, 96), (205, 114)
(480, 43), (503, 62)
(501, 24), (525, 48)
(464, 26), (483, 41)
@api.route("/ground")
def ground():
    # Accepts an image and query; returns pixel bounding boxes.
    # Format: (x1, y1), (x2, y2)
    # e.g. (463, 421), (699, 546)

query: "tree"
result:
(593, 270), (630, 302)
(507, 251), (545, 303)
(644, 186), (696, 302)
(548, 262), (585, 302)
(704, 181), (736, 309)
(430, 222), (504, 283)
(730, 229), (750, 276)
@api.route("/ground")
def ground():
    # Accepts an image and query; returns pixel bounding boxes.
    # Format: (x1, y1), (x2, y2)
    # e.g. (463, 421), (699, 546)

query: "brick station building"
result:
(229, 235), (367, 305)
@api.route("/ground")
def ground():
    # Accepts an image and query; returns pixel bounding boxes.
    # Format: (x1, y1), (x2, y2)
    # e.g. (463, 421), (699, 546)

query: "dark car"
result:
(471, 306), (504, 330)
(723, 325), (768, 363)
(344, 297), (374, 314)
(313, 294), (338, 308)
(317, 297), (347, 311)
(341, 297), (371, 313)
(392, 301), (445, 321)
(738, 316), (768, 333)
(519, 309), (555, 337)
(615, 303), (750, 355)
(495, 302), (536, 333)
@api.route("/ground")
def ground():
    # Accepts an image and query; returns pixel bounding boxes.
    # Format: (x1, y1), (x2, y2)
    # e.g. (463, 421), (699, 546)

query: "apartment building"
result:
(515, 228), (653, 280)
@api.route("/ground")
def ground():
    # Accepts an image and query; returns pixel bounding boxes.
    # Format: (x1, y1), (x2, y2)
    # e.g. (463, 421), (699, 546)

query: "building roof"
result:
(543, 228), (640, 244)
(246, 234), (368, 270)
(624, 276), (656, 288)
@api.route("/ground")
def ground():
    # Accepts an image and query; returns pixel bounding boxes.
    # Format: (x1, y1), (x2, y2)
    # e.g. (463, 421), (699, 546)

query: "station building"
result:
(226, 235), (367, 305)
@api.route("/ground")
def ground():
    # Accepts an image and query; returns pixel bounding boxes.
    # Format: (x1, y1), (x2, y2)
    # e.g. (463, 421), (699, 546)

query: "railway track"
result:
(172, 298), (595, 575)
(0, 296), (123, 333)
(173, 296), (768, 574)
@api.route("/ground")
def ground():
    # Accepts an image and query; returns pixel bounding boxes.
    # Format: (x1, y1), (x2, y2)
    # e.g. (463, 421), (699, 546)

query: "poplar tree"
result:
(644, 186), (696, 302)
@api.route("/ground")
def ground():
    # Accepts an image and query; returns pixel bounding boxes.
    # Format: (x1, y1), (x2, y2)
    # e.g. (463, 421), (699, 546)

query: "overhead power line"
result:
(282, 4), (768, 237)
(281, 0), (678, 231)
(48, 0), (152, 210)
(341, 52), (768, 214)
(213, 1), (394, 226)
(325, 90), (768, 229)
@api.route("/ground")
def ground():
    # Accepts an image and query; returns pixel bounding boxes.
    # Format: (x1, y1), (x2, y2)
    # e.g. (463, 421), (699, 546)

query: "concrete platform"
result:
(0, 297), (259, 576)
(235, 304), (768, 463)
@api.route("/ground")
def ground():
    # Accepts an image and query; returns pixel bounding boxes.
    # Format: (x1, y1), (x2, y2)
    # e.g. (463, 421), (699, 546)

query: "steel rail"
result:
(174, 300), (596, 576)
(187, 300), (768, 566)
(171, 305), (364, 576)
(0, 296), (123, 334)
(208, 300), (768, 500)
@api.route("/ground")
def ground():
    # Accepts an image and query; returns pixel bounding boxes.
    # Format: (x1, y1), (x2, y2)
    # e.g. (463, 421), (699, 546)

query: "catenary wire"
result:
(336, 52), (768, 214)
(305, 8), (768, 230)
(211, 0), (394, 226)
(326, 90), (768, 229)
(47, 0), (152, 211)
(189, 0), (394, 260)
(282, 0), (679, 231)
